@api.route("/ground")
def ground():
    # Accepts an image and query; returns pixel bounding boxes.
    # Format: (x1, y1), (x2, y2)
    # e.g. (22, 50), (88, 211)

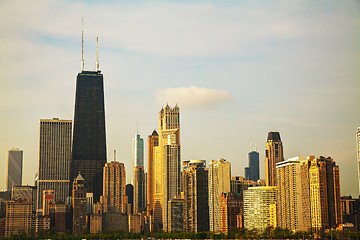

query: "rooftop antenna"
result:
(136, 120), (138, 134)
(81, 18), (84, 71)
(114, 150), (116, 162)
(249, 138), (252, 152)
(96, 27), (100, 72)
(255, 138), (258, 152)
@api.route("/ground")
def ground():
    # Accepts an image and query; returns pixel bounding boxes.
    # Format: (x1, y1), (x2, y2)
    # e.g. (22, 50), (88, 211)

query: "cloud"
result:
(156, 86), (233, 108)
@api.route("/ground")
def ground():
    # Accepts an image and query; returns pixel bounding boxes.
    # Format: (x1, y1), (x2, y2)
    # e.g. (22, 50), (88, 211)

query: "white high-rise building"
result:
(6, 148), (23, 191)
(208, 158), (231, 232)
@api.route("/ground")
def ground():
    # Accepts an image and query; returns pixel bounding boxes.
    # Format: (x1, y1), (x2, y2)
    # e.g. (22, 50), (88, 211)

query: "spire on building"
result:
(96, 27), (100, 72)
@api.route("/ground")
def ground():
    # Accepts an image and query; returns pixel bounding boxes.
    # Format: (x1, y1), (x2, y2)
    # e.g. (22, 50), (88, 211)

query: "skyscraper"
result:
(147, 130), (158, 217)
(72, 173), (87, 235)
(184, 160), (209, 233)
(102, 161), (127, 213)
(37, 118), (72, 211)
(133, 133), (145, 213)
(245, 150), (259, 182)
(276, 157), (307, 231)
(265, 131), (284, 186)
(71, 27), (107, 202)
(209, 158), (231, 232)
(151, 105), (180, 230)
(357, 127), (360, 195)
(309, 156), (341, 229)
(6, 148), (23, 191)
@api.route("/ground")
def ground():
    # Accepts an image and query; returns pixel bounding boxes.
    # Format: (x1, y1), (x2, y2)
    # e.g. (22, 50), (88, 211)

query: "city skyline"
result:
(0, 0), (359, 197)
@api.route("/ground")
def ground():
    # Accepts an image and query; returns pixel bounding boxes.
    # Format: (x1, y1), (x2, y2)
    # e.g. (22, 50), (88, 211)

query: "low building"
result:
(220, 192), (242, 234)
(5, 200), (32, 237)
(167, 198), (184, 232)
(129, 214), (141, 233)
(243, 186), (277, 232)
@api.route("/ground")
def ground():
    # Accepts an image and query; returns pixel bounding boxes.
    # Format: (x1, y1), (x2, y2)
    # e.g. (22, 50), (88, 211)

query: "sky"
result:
(0, 0), (359, 196)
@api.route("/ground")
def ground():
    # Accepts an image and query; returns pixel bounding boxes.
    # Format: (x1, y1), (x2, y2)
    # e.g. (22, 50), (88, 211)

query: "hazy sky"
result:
(0, 0), (359, 196)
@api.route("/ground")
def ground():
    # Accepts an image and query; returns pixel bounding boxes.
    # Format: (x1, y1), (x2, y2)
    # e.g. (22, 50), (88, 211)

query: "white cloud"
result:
(156, 86), (233, 108)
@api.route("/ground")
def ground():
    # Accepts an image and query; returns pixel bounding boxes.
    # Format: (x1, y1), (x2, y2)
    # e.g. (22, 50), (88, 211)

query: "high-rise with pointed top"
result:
(71, 22), (107, 202)
(265, 131), (284, 186)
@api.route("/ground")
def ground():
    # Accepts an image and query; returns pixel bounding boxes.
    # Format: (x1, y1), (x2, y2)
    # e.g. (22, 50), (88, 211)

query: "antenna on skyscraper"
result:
(255, 138), (258, 152)
(96, 27), (100, 72)
(114, 150), (116, 162)
(81, 18), (84, 71)
(250, 138), (252, 152)
(136, 119), (139, 134)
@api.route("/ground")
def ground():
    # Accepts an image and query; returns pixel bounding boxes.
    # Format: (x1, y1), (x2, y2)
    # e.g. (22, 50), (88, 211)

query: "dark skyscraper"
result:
(71, 26), (107, 202)
(71, 70), (107, 202)
(245, 151), (259, 182)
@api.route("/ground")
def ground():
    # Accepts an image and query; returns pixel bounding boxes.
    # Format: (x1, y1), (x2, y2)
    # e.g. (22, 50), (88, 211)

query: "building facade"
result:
(265, 131), (284, 186)
(6, 148), (23, 191)
(42, 189), (55, 216)
(71, 70), (107, 203)
(208, 158), (231, 232)
(147, 130), (158, 218)
(243, 186), (277, 232)
(72, 173), (87, 235)
(5, 200), (32, 237)
(184, 160), (209, 233)
(220, 192), (242, 234)
(133, 133), (145, 214)
(37, 118), (72, 211)
(276, 157), (306, 231)
(102, 161), (127, 213)
(309, 156), (342, 230)
(167, 198), (184, 232)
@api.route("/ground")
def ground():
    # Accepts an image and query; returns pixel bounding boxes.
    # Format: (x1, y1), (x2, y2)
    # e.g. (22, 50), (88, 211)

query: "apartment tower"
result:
(6, 148), (23, 191)
(265, 131), (284, 186)
(184, 160), (209, 233)
(276, 157), (306, 231)
(102, 159), (127, 213)
(147, 130), (158, 218)
(37, 118), (72, 211)
(71, 25), (107, 202)
(208, 158), (231, 232)
(133, 133), (145, 213)
(243, 186), (277, 232)
(309, 156), (341, 229)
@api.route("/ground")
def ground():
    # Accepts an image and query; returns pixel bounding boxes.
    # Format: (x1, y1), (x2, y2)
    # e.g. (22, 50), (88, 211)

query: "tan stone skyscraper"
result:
(147, 130), (158, 217)
(309, 156), (341, 230)
(148, 105), (180, 230)
(160, 105), (181, 231)
(265, 131), (284, 186)
(102, 159), (127, 213)
(209, 158), (231, 232)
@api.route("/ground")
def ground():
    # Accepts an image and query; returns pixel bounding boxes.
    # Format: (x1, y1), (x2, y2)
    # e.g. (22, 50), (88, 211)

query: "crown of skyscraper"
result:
(267, 131), (281, 142)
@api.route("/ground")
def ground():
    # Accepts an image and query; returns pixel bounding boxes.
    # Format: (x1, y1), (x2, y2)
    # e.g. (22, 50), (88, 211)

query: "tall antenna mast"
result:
(249, 138), (252, 152)
(96, 27), (100, 72)
(81, 18), (84, 71)
(114, 150), (116, 162)
(137, 119), (138, 134)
